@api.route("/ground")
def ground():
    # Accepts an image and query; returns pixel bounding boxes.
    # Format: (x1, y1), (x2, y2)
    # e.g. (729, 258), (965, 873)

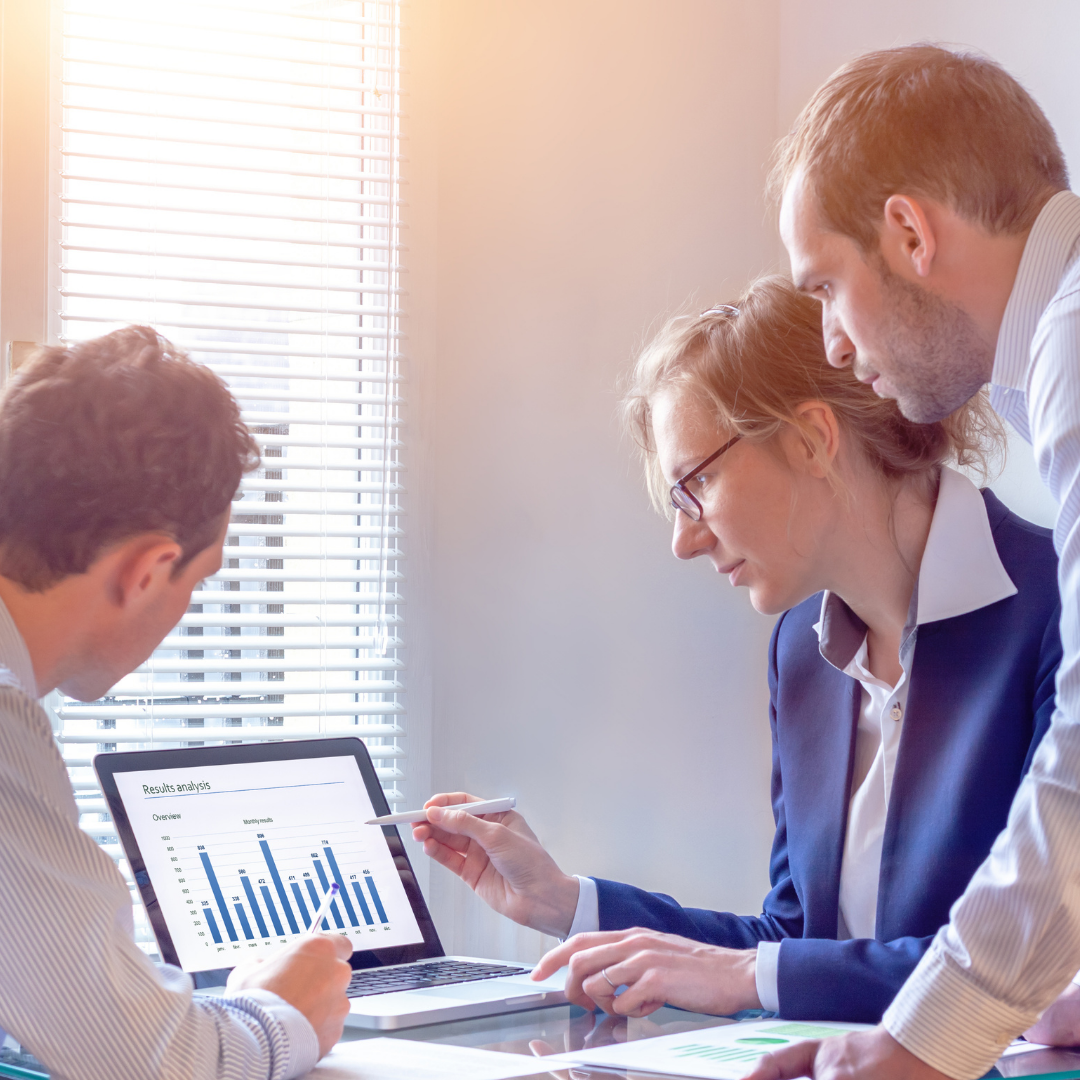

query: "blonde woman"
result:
(415, 277), (1061, 1024)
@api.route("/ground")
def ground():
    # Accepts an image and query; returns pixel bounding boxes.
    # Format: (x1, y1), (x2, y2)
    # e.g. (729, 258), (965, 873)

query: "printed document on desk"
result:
(303, 1038), (558, 1079)
(542, 1018), (875, 1079)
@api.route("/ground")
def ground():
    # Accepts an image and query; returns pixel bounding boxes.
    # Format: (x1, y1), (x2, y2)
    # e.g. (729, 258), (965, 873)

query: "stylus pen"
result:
(365, 796), (516, 826)
(306, 882), (340, 934)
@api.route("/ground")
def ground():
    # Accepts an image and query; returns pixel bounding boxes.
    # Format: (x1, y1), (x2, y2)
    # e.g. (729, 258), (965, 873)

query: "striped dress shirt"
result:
(883, 190), (1080, 1078)
(0, 596), (319, 1080)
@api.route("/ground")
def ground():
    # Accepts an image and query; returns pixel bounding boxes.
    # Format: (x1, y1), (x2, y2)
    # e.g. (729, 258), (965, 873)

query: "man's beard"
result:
(865, 266), (994, 424)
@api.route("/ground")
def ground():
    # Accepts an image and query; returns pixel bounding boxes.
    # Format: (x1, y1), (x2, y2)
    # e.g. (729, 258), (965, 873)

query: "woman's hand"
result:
(531, 928), (761, 1018)
(412, 792), (580, 937)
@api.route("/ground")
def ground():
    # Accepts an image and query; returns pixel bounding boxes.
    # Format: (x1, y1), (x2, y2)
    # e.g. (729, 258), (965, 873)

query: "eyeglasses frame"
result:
(669, 435), (742, 521)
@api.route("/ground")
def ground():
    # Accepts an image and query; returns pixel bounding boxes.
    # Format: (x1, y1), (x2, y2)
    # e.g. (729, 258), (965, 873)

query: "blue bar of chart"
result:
(198, 848), (238, 942)
(202, 904), (223, 944)
(234, 902), (254, 940)
(289, 880), (311, 928)
(364, 873), (388, 924)
(259, 885), (284, 936)
(323, 846), (360, 926)
(350, 880), (374, 925)
(304, 878), (330, 930)
(312, 858), (346, 928)
(240, 875), (269, 938)
(259, 839), (301, 935)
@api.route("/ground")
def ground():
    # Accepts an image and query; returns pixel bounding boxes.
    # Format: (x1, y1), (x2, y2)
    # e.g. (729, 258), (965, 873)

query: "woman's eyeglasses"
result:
(669, 436), (741, 521)
(667, 304), (741, 520)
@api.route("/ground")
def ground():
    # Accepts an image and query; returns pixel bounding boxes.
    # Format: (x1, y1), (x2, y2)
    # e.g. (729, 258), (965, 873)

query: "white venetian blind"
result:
(51, 0), (406, 942)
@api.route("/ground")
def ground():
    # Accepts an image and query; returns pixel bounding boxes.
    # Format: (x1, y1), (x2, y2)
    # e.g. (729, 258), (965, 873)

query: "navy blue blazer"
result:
(593, 490), (1061, 1022)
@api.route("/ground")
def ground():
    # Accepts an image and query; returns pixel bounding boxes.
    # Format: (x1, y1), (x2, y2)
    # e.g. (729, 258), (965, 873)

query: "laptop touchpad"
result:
(422, 980), (540, 1002)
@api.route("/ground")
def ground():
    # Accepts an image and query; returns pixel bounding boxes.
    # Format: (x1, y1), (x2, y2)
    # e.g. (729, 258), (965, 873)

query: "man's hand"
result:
(411, 792), (579, 937)
(226, 933), (353, 1058)
(742, 1026), (950, 1080)
(1025, 982), (1080, 1046)
(531, 928), (760, 1018)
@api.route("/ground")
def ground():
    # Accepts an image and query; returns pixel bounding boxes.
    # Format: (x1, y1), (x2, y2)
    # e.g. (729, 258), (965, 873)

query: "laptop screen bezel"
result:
(95, 737), (445, 974)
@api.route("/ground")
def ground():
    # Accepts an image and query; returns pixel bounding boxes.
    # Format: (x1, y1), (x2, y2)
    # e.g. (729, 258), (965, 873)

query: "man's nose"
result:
(672, 511), (715, 561)
(823, 312), (856, 369)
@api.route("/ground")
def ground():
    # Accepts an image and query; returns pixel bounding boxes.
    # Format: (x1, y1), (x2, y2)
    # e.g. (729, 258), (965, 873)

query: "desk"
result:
(339, 1004), (1080, 1079)
(2, 1005), (1078, 1079)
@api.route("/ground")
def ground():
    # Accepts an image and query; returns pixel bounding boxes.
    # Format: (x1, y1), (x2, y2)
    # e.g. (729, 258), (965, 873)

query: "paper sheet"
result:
(542, 1018), (875, 1080)
(1000, 1038), (1053, 1057)
(303, 1037), (556, 1080)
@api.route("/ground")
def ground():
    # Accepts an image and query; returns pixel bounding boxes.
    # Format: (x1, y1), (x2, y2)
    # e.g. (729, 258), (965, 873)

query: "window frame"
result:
(0, 0), (420, 949)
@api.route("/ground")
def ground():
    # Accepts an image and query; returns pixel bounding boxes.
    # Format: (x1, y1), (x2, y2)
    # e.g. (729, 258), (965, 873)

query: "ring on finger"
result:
(600, 968), (617, 990)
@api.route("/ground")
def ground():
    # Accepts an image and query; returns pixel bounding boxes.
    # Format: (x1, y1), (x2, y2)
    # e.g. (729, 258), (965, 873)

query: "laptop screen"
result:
(97, 740), (441, 974)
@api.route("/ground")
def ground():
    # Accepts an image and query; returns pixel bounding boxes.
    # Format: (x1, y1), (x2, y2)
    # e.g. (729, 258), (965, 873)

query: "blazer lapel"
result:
(776, 652), (861, 939)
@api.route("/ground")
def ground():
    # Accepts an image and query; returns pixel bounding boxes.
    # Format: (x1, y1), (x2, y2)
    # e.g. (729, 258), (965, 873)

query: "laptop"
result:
(95, 738), (568, 1030)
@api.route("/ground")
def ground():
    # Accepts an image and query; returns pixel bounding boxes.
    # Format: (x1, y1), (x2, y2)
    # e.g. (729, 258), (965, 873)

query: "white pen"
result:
(306, 881), (340, 934)
(365, 796), (516, 826)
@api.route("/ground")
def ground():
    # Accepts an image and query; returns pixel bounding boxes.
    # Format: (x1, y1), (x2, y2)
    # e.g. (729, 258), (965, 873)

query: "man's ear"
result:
(881, 194), (937, 279)
(789, 401), (841, 478)
(112, 536), (183, 609)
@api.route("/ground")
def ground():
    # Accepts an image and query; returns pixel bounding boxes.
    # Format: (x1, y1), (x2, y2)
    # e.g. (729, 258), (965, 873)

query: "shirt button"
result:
(890, 703), (903, 722)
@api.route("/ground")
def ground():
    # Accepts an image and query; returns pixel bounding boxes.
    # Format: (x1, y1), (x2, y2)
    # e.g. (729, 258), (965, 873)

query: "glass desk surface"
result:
(2, 1004), (1078, 1079)
(339, 1004), (1080, 1079)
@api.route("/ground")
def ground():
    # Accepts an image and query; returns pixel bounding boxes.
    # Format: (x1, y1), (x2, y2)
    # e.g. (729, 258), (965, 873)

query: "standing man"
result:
(0, 326), (352, 1079)
(750, 45), (1080, 1080)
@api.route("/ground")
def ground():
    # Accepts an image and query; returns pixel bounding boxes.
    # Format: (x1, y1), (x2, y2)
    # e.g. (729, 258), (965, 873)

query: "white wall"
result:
(410, 1), (1074, 961)
(410, 0), (784, 960)
(0, 0), (50, 366)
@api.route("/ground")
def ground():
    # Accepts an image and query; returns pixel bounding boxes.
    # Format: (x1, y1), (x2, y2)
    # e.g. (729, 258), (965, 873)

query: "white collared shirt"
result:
(0, 599), (37, 699)
(568, 467), (1016, 1015)
(757, 467), (1015, 1009)
(885, 189), (1080, 1079)
(825, 466), (1017, 945)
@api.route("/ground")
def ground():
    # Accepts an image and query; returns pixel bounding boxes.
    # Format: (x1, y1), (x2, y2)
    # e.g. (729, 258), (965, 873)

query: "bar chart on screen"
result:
(115, 756), (425, 969)
(188, 823), (392, 947)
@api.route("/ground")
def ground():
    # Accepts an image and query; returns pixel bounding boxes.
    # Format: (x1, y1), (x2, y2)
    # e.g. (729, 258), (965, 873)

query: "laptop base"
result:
(343, 956), (568, 1030)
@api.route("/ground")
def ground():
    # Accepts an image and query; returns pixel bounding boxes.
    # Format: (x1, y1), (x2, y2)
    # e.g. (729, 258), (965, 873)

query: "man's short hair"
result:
(0, 326), (260, 591)
(772, 44), (1069, 252)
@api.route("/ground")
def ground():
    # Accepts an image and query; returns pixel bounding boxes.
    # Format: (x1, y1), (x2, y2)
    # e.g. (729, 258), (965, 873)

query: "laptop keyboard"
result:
(346, 960), (532, 998)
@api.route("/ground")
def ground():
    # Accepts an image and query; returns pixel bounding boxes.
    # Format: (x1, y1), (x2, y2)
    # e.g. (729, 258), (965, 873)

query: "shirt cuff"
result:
(566, 875), (599, 938)
(755, 942), (780, 1012)
(229, 989), (320, 1079)
(882, 943), (1038, 1080)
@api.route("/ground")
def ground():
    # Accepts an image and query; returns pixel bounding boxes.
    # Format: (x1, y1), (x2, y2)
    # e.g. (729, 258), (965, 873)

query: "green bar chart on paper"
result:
(548, 1019), (875, 1079)
(670, 1024), (866, 1071)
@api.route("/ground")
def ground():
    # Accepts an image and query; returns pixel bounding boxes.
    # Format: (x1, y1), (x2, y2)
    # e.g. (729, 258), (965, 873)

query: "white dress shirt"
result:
(568, 467), (1016, 1015)
(884, 189), (1080, 1079)
(0, 596), (319, 1080)
(833, 636), (910, 944)
(830, 466), (1018, 944)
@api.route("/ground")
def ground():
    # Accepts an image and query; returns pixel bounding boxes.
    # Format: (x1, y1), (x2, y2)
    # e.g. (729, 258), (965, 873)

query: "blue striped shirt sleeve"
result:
(883, 191), (1080, 1079)
(0, 684), (319, 1080)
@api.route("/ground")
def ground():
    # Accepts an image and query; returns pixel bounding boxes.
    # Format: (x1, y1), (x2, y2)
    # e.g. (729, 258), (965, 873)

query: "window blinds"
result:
(52, 0), (405, 941)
